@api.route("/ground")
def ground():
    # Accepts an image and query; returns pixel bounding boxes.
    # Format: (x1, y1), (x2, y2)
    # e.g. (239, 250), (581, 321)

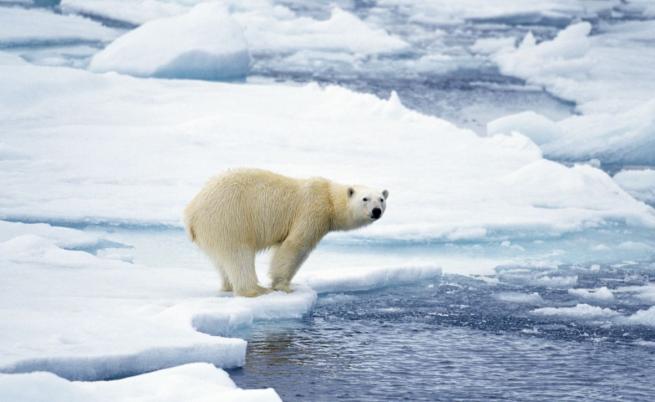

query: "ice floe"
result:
(531, 303), (620, 320)
(89, 2), (251, 80)
(0, 363), (280, 402)
(495, 291), (544, 304)
(568, 286), (615, 302)
(484, 20), (655, 165)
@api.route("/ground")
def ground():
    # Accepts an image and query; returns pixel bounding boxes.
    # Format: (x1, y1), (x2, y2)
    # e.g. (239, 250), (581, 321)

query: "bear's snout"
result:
(371, 208), (382, 220)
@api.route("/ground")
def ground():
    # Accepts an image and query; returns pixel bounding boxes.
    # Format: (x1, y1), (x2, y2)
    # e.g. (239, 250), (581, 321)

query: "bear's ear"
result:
(348, 187), (355, 198)
(382, 189), (389, 199)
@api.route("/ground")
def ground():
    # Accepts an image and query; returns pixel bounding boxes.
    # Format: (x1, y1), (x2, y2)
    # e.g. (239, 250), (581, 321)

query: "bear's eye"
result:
(362, 197), (369, 202)
(380, 198), (384, 203)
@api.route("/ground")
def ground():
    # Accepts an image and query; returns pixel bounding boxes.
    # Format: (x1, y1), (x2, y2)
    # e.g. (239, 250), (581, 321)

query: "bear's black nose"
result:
(372, 208), (382, 219)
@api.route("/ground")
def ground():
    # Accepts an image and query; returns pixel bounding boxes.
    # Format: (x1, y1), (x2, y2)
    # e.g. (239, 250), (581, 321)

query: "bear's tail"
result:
(186, 224), (196, 242)
(183, 210), (196, 242)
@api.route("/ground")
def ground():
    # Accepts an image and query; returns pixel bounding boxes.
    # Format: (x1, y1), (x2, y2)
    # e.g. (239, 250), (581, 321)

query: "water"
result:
(230, 271), (655, 401)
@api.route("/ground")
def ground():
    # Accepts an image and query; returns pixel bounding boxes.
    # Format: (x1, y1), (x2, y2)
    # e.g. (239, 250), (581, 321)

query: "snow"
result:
(1, 60), (653, 242)
(63, 0), (408, 56)
(0, 363), (280, 402)
(484, 21), (655, 164)
(568, 287), (615, 302)
(614, 169), (655, 205)
(89, 3), (250, 80)
(0, 6), (120, 46)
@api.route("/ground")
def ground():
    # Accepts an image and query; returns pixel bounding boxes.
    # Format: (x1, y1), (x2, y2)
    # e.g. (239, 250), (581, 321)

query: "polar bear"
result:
(184, 168), (388, 297)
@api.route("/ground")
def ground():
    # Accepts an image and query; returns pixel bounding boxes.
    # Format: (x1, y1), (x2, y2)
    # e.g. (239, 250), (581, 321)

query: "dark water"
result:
(230, 264), (655, 401)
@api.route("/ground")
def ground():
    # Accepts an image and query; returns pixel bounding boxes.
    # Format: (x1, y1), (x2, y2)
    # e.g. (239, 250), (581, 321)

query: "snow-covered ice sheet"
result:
(1, 57), (653, 243)
(89, 2), (251, 80)
(483, 20), (655, 165)
(0, 363), (281, 402)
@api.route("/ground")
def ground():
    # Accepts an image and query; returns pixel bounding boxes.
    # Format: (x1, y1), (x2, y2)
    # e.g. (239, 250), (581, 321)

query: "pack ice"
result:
(484, 20), (655, 166)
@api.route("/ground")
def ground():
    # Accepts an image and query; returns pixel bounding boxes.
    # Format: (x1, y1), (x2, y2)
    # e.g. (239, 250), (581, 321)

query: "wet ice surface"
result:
(231, 267), (655, 402)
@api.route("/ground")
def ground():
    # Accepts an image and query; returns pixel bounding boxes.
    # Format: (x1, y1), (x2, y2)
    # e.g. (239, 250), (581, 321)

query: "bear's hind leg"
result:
(270, 237), (313, 293)
(222, 247), (269, 297)
(206, 254), (233, 292)
(217, 264), (233, 292)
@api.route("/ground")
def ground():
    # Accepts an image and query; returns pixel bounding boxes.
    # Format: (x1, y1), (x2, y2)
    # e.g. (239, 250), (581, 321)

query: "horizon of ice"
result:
(0, 6), (121, 47)
(376, 0), (620, 25)
(64, 0), (409, 55)
(89, 2), (251, 80)
(483, 20), (655, 165)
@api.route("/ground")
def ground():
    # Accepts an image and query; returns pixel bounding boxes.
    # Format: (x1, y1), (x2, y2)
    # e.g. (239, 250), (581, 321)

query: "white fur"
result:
(184, 168), (387, 297)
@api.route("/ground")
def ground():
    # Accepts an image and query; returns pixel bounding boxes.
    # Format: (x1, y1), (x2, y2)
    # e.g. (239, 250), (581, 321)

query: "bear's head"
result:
(346, 186), (388, 228)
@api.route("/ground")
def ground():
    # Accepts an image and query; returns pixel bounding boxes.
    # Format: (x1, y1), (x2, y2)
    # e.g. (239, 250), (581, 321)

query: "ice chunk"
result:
(300, 265), (443, 294)
(568, 287), (615, 302)
(239, 6), (408, 55)
(0, 363), (281, 402)
(531, 304), (619, 320)
(614, 169), (655, 205)
(495, 292), (544, 304)
(89, 3), (251, 80)
(485, 20), (655, 164)
(623, 306), (655, 327)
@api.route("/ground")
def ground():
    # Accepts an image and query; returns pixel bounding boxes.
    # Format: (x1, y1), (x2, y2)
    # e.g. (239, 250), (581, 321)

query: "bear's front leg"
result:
(269, 236), (315, 293)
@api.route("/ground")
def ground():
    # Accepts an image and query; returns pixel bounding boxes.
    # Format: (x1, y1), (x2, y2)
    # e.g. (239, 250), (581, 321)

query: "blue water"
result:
(230, 265), (655, 401)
